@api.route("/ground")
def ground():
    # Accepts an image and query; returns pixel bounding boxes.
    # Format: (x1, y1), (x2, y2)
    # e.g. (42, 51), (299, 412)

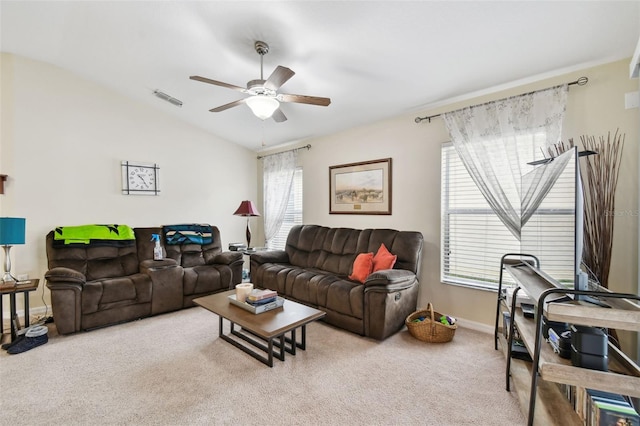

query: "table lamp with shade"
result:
(0, 217), (26, 283)
(233, 200), (260, 248)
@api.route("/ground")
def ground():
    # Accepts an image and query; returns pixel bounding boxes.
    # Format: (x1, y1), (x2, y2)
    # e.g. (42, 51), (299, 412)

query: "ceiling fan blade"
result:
(209, 98), (246, 112)
(264, 66), (295, 91)
(190, 75), (247, 92)
(272, 108), (287, 123)
(279, 93), (331, 107)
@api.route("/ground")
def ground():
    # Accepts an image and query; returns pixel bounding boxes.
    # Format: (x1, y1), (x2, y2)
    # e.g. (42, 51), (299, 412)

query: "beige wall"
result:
(0, 53), (258, 311)
(259, 58), (638, 353)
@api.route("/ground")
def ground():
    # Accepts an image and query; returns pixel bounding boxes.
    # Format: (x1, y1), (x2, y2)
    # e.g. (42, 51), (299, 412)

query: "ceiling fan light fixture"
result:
(245, 96), (280, 120)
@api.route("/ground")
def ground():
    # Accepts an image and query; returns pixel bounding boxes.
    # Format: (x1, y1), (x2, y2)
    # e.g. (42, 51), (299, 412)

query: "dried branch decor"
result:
(580, 130), (624, 289)
(550, 130), (625, 289)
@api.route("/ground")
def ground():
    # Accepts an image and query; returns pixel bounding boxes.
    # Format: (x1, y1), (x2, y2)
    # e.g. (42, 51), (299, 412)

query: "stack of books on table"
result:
(246, 289), (277, 305)
(228, 289), (284, 314)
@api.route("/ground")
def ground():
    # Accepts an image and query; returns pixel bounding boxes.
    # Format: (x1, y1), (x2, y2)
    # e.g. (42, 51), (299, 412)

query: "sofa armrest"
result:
(250, 250), (289, 265)
(207, 251), (243, 265)
(205, 251), (244, 287)
(140, 258), (178, 272)
(364, 269), (416, 289)
(45, 267), (86, 285)
(363, 270), (420, 340)
(249, 251), (290, 288)
(140, 258), (184, 315)
(45, 267), (85, 335)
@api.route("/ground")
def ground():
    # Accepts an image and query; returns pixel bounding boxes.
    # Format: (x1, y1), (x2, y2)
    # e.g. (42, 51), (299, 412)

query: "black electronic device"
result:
(548, 328), (572, 359)
(571, 325), (608, 356)
(502, 311), (511, 339)
(541, 316), (569, 340)
(571, 346), (608, 371)
(570, 325), (608, 371)
(521, 303), (535, 318)
(511, 340), (532, 362)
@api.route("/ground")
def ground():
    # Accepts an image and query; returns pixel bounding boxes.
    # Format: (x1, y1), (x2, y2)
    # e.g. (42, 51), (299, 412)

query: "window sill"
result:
(441, 279), (500, 293)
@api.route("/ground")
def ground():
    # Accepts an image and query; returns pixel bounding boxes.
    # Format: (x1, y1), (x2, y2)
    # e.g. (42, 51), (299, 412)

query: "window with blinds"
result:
(441, 142), (520, 289)
(441, 143), (576, 290)
(267, 167), (303, 251)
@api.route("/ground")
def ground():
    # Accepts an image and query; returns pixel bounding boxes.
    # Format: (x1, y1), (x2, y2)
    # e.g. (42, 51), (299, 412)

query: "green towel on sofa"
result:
(53, 224), (135, 246)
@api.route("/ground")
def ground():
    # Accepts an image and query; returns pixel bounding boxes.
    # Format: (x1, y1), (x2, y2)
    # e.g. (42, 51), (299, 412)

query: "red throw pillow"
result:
(349, 252), (374, 283)
(373, 243), (397, 272)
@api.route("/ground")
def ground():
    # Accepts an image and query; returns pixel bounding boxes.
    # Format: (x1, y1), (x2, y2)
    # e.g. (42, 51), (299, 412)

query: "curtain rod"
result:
(257, 144), (311, 159)
(414, 76), (588, 124)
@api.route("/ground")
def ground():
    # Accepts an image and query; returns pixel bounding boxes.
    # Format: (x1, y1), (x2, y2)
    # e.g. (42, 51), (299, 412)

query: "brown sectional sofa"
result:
(45, 226), (243, 334)
(250, 224), (424, 340)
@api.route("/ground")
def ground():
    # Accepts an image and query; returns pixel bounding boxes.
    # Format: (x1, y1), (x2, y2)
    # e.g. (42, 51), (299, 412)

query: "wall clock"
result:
(121, 161), (160, 195)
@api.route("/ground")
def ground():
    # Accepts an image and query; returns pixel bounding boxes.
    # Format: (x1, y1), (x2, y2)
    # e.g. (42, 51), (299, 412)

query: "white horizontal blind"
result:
(441, 143), (576, 289)
(441, 143), (520, 289)
(268, 167), (303, 251)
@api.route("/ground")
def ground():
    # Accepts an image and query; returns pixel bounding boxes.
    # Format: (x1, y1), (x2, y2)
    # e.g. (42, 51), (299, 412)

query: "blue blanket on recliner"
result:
(162, 224), (213, 245)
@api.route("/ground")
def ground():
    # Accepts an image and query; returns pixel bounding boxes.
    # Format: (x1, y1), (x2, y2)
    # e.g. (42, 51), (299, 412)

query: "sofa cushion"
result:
(81, 273), (152, 314)
(289, 270), (364, 319)
(46, 231), (140, 280)
(134, 227), (224, 267)
(284, 225), (422, 276)
(176, 246), (206, 267)
(183, 265), (230, 296)
(348, 252), (374, 283)
(86, 247), (139, 280)
(253, 262), (364, 319)
(372, 243), (397, 272)
(317, 275), (364, 319)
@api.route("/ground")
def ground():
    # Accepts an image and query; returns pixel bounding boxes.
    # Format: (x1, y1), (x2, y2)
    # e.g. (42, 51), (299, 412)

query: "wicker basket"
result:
(405, 303), (457, 343)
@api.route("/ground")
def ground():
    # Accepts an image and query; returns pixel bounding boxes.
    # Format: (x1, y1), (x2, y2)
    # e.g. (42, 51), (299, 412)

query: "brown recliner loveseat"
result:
(250, 224), (423, 340)
(45, 225), (243, 335)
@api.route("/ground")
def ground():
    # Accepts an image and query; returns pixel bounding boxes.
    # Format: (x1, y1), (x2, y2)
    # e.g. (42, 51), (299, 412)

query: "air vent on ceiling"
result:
(153, 90), (183, 107)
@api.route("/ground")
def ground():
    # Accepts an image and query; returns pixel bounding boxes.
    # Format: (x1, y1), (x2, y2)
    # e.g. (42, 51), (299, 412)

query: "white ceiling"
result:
(1, 1), (639, 152)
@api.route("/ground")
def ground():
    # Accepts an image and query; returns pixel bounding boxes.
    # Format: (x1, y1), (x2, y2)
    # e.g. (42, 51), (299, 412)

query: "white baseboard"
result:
(456, 317), (493, 335)
(2, 305), (51, 326)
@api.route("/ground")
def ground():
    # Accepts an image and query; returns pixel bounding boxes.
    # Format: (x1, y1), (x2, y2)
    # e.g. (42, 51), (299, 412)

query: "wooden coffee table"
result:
(194, 290), (326, 367)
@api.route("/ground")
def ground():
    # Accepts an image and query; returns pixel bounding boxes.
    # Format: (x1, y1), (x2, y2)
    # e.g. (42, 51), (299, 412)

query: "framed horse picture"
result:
(329, 158), (392, 215)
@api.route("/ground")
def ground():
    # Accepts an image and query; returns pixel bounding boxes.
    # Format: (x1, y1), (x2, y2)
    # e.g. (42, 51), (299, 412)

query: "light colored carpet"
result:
(1, 307), (525, 425)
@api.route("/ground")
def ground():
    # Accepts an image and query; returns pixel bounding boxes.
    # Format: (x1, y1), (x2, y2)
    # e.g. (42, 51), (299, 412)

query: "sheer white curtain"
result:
(262, 150), (298, 247)
(442, 85), (568, 240)
(521, 148), (574, 227)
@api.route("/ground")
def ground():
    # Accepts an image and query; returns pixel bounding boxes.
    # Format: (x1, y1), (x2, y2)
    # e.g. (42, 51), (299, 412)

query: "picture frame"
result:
(329, 158), (392, 215)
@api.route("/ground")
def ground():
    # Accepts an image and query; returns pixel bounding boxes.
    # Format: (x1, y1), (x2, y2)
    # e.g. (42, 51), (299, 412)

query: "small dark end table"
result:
(0, 278), (40, 342)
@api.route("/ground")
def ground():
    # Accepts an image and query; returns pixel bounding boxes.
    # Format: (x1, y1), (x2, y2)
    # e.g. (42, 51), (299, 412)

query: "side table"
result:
(242, 248), (271, 281)
(0, 279), (40, 342)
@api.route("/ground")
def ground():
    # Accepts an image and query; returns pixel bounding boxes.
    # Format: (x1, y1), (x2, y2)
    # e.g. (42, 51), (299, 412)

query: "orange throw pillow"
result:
(373, 243), (397, 272)
(349, 252), (374, 283)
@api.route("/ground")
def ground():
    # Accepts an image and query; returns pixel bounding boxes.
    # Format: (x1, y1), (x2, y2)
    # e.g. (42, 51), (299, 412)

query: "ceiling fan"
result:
(190, 41), (331, 122)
